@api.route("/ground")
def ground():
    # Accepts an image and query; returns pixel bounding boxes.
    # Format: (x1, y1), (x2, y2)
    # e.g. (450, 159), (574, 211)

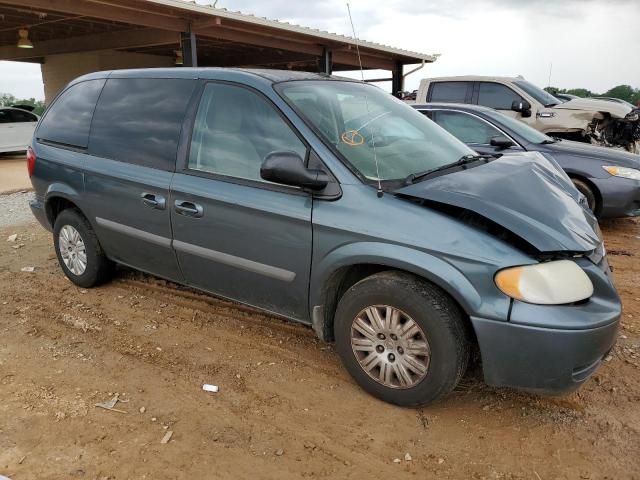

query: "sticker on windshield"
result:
(341, 130), (364, 146)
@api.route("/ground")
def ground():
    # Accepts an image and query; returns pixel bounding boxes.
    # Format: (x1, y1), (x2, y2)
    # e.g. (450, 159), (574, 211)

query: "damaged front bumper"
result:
(471, 258), (621, 394)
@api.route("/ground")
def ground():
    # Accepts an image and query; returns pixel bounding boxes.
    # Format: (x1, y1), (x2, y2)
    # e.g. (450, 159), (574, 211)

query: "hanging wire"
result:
(346, 3), (384, 197)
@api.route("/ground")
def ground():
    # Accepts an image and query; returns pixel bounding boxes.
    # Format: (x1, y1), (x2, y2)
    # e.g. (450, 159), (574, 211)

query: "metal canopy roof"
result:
(0, 0), (437, 72)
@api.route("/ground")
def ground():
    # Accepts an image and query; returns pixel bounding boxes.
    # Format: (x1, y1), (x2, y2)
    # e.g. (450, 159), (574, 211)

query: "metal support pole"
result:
(181, 31), (198, 67)
(391, 61), (403, 98)
(320, 47), (332, 75)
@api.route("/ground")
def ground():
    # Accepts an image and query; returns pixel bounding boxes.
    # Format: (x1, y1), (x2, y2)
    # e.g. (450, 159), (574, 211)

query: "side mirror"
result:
(490, 135), (515, 150)
(511, 99), (532, 118)
(260, 151), (329, 191)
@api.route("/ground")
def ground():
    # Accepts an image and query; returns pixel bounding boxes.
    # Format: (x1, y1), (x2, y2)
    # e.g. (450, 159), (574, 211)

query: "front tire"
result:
(334, 271), (470, 407)
(53, 209), (112, 288)
(572, 178), (598, 214)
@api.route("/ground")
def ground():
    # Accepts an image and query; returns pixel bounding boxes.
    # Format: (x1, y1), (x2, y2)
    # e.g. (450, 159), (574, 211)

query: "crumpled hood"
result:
(553, 97), (632, 119)
(546, 140), (640, 168)
(395, 152), (601, 253)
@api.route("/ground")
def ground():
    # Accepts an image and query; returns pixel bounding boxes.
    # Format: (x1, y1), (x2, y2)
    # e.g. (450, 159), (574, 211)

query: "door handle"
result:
(141, 192), (166, 210)
(174, 200), (204, 218)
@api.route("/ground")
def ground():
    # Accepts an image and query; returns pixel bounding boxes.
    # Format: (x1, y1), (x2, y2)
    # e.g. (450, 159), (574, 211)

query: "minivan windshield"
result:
(513, 80), (560, 108)
(277, 81), (475, 182)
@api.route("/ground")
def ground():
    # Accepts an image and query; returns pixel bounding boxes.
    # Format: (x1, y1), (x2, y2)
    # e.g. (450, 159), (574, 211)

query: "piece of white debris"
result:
(7, 234), (17, 242)
(275, 448), (284, 456)
(139, 406), (146, 414)
(438, 458), (445, 464)
(95, 393), (127, 414)
(160, 430), (173, 444)
(393, 458), (401, 464)
(404, 453), (412, 462)
(20, 266), (35, 273)
(202, 384), (219, 393)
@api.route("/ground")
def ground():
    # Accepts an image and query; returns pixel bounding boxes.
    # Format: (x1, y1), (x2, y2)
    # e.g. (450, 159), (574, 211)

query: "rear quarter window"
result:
(428, 82), (471, 103)
(9, 109), (38, 123)
(37, 79), (105, 148)
(88, 78), (196, 171)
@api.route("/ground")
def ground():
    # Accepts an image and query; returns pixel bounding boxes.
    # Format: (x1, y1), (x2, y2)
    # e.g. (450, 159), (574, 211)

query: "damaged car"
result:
(414, 76), (640, 154)
(413, 103), (640, 218)
(29, 69), (620, 407)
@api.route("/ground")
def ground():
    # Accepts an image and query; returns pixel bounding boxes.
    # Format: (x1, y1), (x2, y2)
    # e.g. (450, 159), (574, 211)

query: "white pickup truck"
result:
(414, 76), (639, 153)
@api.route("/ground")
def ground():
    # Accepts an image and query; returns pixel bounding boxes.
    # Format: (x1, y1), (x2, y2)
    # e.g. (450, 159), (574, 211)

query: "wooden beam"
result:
(199, 51), (314, 68)
(194, 25), (324, 57)
(332, 49), (394, 70)
(0, 0), (189, 31)
(0, 28), (178, 60)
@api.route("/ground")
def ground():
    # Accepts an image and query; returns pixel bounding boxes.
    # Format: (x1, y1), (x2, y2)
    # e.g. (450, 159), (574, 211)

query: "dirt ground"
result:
(1, 215), (639, 480)
(0, 154), (30, 194)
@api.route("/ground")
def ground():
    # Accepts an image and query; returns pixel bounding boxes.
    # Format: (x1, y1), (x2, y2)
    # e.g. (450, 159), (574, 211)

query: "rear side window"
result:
(8, 109), (37, 122)
(37, 79), (105, 148)
(434, 110), (503, 145)
(417, 109), (434, 120)
(477, 82), (523, 110)
(89, 78), (196, 171)
(428, 82), (471, 103)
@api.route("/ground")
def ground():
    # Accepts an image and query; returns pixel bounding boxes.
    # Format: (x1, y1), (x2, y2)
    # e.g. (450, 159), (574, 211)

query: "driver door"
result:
(170, 82), (313, 321)
(474, 82), (534, 127)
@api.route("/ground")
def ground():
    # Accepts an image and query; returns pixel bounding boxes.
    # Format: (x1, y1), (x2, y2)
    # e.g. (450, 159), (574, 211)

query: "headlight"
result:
(495, 260), (593, 305)
(602, 166), (640, 180)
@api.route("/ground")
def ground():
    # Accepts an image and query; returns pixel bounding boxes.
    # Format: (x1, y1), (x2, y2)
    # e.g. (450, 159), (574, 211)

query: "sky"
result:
(1, 0), (639, 100)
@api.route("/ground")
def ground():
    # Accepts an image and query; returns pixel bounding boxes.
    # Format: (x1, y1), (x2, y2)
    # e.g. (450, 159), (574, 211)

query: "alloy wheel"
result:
(350, 305), (430, 389)
(58, 225), (87, 276)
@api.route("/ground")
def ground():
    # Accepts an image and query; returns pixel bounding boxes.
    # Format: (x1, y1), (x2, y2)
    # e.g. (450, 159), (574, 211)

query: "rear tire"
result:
(53, 209), (112, 288)
(571, 178), (598, 214)
(334, 271), (470, 407)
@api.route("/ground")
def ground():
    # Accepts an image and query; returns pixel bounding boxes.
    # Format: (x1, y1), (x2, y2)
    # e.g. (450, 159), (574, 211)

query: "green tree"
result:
(602, 85), (637, 104)
(566, 88), (592, 98)
(0, 93), (45, 115)
(0, 93), (17, 107)
(544, 87), (592, 98)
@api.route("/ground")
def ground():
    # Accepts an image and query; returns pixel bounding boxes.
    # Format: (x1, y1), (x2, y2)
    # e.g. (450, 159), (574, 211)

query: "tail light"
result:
(26, 146), (36, 177)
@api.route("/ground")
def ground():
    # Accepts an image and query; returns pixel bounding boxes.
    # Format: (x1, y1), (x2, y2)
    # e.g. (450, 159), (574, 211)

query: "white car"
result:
(0, 106), (39, 153)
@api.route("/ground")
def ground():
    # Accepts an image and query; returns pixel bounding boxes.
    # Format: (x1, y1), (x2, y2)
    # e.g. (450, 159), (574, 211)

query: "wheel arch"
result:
(565, 172), (603, 216)
(310, 243), (483, 342)
(44, 183), (85, 227)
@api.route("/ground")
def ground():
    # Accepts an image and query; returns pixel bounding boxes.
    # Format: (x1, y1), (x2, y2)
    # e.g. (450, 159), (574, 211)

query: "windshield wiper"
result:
(540, 139), (557, 144)
(403, 154), (494, 186)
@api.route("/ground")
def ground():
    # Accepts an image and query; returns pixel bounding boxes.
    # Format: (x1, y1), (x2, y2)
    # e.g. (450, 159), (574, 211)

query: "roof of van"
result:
(72, 68), (359, 85)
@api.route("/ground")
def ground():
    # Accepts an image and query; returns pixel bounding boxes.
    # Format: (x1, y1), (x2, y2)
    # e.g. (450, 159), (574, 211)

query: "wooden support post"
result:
(391, 61), (403, 98)
(320, 47), (332, 75)
(181, 31), (198, 67)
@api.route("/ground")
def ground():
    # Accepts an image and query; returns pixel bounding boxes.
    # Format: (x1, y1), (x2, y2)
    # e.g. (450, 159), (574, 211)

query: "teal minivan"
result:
(29, 69), (620, 406)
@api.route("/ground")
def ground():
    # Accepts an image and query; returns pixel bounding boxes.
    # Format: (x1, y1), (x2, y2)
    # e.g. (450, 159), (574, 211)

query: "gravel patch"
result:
(0, 191), (36, 227)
